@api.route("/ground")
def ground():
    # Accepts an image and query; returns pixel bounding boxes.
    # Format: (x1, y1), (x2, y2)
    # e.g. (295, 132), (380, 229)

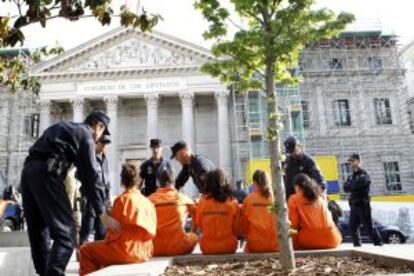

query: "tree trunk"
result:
(265, 62), (296, 271)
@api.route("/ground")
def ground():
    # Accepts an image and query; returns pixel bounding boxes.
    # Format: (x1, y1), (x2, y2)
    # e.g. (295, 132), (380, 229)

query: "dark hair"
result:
(157, 162), (175, 187)
(252, 170), (273, 199)
(293, 173), (321, 202)
(121, 163), (138, 188)
(204, 169), (233, 203)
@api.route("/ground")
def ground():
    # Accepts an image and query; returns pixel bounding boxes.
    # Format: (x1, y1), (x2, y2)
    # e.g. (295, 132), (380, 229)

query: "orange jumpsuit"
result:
(288, 193), (342, 249)
(148, 187), (198, 256)
(80, 190), (156, 275)
(195, 195), (240, 255)
(241, 189), (279, 252)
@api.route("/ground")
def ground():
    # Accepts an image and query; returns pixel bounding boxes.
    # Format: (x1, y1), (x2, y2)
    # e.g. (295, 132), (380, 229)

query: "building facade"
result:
(300, 31), (414, 195)
(1, 29), (414, 197)
(1, 27), (250, 197)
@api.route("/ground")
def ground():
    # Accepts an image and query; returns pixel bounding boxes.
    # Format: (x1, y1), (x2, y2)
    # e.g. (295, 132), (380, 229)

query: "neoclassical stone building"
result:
(19, 27), (249, 196)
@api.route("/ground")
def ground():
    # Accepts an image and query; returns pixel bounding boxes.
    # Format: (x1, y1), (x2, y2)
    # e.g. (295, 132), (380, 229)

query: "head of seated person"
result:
(204, 169), (234, 203)
(157, 163), (175, 188)
(293, 173), (321, 202)
(121, 163), (140, 191)
(252, 170), (273, 199)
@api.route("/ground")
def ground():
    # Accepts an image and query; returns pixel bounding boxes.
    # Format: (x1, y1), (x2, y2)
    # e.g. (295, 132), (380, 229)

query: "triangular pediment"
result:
(32, 27), (213, 76)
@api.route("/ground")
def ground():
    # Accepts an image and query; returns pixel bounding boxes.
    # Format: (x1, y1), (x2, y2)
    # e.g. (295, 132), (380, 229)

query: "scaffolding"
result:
(1, 49), (38, 190)
(299, 30), (413, 196)
(241, 30), (414, 196)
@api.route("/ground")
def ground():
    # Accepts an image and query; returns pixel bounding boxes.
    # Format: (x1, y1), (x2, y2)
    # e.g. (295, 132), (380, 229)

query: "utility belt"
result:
(349, 197), (370, 206)
(26, 154), (71, 180)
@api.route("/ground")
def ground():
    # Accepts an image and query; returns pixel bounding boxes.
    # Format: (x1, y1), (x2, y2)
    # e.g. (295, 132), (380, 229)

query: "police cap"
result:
(348, 153), (360, 162)
(284, 136), (299, 153)
(85, 111), (110, 135)
(170, 140), (187, 159)
(150, 139), (162, 148)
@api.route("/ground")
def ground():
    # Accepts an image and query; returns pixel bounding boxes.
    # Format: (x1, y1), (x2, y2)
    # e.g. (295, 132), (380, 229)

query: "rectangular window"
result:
(24, 113), (40, 138)
(290, 111), (303, 133)
(368, 56), (383, 69)
(340, 162), (353, 183)
(250, 137), (269, 159)
(383, 161), (402, 192)
(301, 101), (310, 128)
(333, 99), (351, 126)
(408, 111), (414, 133)
(329, 58), (343, 70)
(374, 98), (392, 125)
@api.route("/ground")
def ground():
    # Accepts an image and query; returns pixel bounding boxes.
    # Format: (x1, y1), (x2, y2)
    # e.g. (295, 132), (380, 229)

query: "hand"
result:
(99, 213), (121, 232)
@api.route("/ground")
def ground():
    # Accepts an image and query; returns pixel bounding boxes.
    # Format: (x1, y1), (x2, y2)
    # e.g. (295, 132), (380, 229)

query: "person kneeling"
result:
(80, 164), (156, 275)
(148, 162), (198, 256)
(288, 174), (342, 250)
(241, 170), (278, 253)
(195, 169), (240, 255)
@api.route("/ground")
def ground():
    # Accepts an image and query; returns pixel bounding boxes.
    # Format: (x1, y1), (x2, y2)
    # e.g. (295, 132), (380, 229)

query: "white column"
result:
(144, 94), (159, 141)
(215, 90), (232, 177)
(180, 92), (195, 150)
(104, 95), (120, 197)
(71, 97), (84, 122)
(39, 99), (51, 134)
(316, 86), (327, 136)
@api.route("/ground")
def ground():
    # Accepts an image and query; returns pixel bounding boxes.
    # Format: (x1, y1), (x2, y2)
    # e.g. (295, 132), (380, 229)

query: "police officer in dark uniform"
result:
(344, 153), (382, 247)
(79, 134), (112, 246)
(20, 111), (121, 276)
(283, 136), (326, 199)
(140, 139), (168, 196)
(172, 140), (216, 193)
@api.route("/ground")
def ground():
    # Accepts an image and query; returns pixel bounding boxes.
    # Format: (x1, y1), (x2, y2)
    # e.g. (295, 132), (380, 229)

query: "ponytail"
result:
(252, 170), (273, 199)
(293, 173), (320, 202)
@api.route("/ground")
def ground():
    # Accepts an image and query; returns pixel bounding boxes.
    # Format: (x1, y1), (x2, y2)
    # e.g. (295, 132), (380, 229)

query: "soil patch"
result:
(163, 255), (414, 275)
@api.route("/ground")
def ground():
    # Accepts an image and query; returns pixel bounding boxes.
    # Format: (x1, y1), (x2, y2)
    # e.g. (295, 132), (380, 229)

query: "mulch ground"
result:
(163, 256), (414, 275)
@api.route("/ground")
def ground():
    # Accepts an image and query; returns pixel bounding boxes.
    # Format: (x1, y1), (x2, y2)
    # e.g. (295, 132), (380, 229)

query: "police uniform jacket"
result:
(96, 153), (110, 200)
(175, 155), (216, 193)
(139, 158), (168, 195)
(343, 168), (371, 202)
(28, 122), (106, 216)
(284, 153), (326, 199)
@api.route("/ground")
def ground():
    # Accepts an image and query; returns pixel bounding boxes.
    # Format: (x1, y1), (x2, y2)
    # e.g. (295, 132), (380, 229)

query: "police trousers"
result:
(79, 205), (106, 246)
(21, 159), (76, 276)
(349, 199), (382, 246)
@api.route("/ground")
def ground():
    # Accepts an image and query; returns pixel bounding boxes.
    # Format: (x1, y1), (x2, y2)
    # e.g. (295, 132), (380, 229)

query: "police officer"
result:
(20, 111), (121, 276)
(344, 153), (382, 247)
(283, 136), (326, 199)
(140, 139), (168, 196)
(172, 140), (216, 193)
(79, 134), (112, 246)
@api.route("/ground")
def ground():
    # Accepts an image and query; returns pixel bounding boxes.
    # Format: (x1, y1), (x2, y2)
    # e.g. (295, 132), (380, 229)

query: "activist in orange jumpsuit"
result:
(241, 170), (278, 253)
(288, 173), (342, 249)
(80, 163), (157, 275)
(148, 162), (198, 256)
(195, 169), (241, 255)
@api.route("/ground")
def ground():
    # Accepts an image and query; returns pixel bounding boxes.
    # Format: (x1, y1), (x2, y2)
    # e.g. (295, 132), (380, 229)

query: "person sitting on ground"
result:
(288, 173), (342, 250)
(80, 163), (156, 275)
(241, 170), (278, 253)
(195, 169), (241, 255)
(148, 162), (198, 256)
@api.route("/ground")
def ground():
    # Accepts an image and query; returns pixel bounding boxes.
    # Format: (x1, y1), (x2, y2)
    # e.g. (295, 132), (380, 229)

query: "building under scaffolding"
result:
(1, 29), (414, 199)
(245, 30), (414, 197)
(0, 49), (39, 192)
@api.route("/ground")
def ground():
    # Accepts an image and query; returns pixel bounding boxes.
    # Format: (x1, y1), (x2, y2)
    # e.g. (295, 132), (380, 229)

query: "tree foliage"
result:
(195, 0), (354, 92)
(0, 0), (162, 92)
(195, 0), (354, 271)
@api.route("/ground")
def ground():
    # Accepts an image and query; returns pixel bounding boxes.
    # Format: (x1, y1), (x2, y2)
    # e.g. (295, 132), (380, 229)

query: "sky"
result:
(2, 0), (414, 51)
